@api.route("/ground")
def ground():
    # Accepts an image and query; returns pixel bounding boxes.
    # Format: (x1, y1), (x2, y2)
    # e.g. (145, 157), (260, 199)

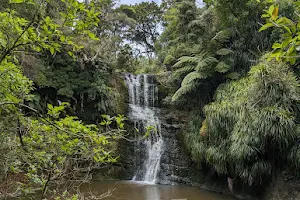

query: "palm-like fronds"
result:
(181, 71), (206, 86)
(173, 55), (201, 68)
(216, 48), (233, 56)
(173, 65), (196, 78)
(210, 30), (231, 46)
(215, 61), (230, 73)
(195, 56), (218, 72)
(171, 30), (233, 102)
(172, 81), (199, 102)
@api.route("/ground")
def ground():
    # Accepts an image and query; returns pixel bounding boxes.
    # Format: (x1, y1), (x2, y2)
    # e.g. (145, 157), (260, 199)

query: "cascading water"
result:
(125, 74), (164, 184)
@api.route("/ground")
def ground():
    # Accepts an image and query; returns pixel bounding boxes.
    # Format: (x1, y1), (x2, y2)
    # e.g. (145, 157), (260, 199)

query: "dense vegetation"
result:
(1, 0), (300, 198)
(168, 0), (300, 188)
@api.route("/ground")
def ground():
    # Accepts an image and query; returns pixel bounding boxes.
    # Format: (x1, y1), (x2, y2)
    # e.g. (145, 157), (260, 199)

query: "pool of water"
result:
(81, 181), (235, 200)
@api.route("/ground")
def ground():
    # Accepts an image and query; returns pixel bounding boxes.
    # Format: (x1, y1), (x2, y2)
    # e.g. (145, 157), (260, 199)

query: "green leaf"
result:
(259, 23), (274, 32)
(291, 25), (297, 34)
(215, 62), (230, 73)
(282, 38), (292, 48)
(181, 72), (204, 86)
(270, 50), (282, 60)
(268, 4), (275, 15)
(262, 14), (270, 18)
(287, 46), (295, 55)
(0, 38), (7, 47)
(49, 46), (55, 55)
(272, 43), (281, 49)
(216, 48), (233, 56)
(68, 51), (74, 57)
(47, 104), (54, 110)
(9, 0), (24, 3)
(60, 35), (66, 42)
(283, 26), (292, 34)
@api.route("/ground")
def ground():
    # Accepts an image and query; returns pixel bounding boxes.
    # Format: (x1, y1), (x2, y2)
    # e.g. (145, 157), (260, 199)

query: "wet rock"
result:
(263, 175), (300, 200)
(108, 73), (260, 200)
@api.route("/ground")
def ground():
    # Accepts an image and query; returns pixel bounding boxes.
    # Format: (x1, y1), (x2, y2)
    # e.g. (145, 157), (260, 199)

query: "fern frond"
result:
(173, 56), (200, 68)
(215, 61), (230, 73)
(225, 72), (241, 80)
(216, 48), (233, 56)
(172, 82), (198, 102)
(173, 65), (196, 78)
(210, 30), (231, 44)
(181, 71), (206, 86)
(195, 56), (218, 72)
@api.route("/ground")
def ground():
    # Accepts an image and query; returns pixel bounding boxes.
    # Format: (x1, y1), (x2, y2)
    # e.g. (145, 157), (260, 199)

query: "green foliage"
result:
(157, 0), (198, 69)
(171, 30), (233, 101)
(0, 61), (33, 103)
(134, 58), (165, 74)
(259, 0), (299, 64)
(0, 0), (100, 63)
(158, 0), (279, 108)
(0, 0), (126, 199)
(116, 44), (138, 73)
(5, 103), (124, 199)
(121, 2), (162, 54)
(2, 0), (300, 196)
(36, 52), (115, 119)
(183, 110), (206, 162)
(187, 60), (300, 185)
(0, 61), (125, 198)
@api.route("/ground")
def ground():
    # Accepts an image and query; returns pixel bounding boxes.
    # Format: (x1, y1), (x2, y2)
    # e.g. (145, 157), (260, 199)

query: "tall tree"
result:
(119, 2), (162, 57)
(156, 0), (198, 70)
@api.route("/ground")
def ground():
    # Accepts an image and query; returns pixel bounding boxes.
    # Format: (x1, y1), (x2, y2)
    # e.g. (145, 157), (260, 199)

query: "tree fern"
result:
(173, 56), (201, 68)
(195, 56), (218, 72)
(215, 61), (230, 73)
(181, 71), (206, 86)
(216, 48), (233, 56)
(171, 29), (233, 102)
(173, 65), (196, 78)
(210, 30), (231, 46)
(172, 81), (199, 102)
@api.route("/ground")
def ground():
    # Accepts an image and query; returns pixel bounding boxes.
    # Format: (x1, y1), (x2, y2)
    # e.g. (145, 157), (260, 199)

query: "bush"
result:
(187, 59), (300, 185)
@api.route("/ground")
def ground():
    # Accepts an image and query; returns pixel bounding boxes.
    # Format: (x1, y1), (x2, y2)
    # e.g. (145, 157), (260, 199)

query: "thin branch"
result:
(0, 102), (124, 141)
(0, 12), (38, 63)
(11, 50), (42, 55)
(0, 102), (85, 138)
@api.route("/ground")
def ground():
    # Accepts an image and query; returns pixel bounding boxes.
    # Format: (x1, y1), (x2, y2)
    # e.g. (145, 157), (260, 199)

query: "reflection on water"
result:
(144, 184), (160, 200)
(80, 181), (235, 200)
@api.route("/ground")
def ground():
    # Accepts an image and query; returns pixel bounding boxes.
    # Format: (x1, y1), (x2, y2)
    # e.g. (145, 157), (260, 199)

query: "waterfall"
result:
(125, 74), (164, 184)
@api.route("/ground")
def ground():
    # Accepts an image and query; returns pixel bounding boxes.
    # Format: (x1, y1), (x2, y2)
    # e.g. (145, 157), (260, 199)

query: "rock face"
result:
(116, 73), (260, 199)
(263, 176), (300, 200)
(118, 109), (209, 185)
(157, 109), (204, 186)
(117, 74), (203, 184)
(119, 74), (225, 187)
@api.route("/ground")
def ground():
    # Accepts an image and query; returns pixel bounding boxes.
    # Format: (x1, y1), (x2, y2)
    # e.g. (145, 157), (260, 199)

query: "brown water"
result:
(81, 181), (235, 200)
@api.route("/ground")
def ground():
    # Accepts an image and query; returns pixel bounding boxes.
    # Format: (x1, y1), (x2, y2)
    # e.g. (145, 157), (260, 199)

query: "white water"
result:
(125, 74), (164, 184)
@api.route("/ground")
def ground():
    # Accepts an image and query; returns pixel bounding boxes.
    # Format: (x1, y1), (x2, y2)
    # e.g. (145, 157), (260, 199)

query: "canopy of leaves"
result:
(0, 0), (126, 199)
